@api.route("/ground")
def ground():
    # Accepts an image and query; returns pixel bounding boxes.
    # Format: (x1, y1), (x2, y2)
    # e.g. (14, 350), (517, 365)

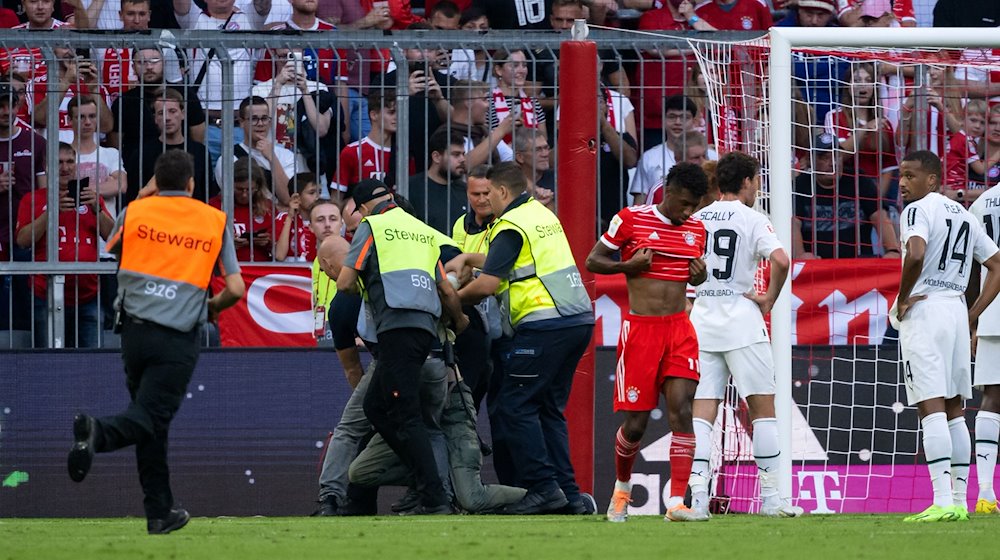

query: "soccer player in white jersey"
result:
(687, 152), (799, 518)
(968, 179), (1000, 514)
(892, 151), (1000, 522)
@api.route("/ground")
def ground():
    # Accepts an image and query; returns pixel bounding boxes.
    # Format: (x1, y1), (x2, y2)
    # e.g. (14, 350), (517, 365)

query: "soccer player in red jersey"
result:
(586, 162), (709, 523)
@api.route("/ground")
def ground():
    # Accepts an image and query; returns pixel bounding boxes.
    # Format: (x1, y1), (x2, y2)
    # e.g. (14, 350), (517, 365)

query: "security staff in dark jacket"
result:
(67, 151), (245, 535)
(336, 179), (469, 515)
(456, 163), (595, 515)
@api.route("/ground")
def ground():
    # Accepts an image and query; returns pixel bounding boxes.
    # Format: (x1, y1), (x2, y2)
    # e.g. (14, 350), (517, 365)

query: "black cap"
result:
(351, 178), (391, 211)
(0, 83), (13, 106)
(813, 132), (837, 152)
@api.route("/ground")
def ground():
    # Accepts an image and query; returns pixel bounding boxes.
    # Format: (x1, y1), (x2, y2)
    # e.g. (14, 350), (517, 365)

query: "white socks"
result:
(948, 417), (971, 507)
(689, 417), (713, 495)
(921, 412), (954, 508)
(752, 417), (781, 501)
(975, 411), (1000, 502)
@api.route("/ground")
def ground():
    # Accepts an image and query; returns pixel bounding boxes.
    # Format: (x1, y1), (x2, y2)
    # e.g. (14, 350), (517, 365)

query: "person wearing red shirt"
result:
(28, 51), (114, 144)
(632, 1), (713, 150)
(210, 157), (275, 262)
(336, 89), (398, 192)
(694, 0), (772, 30)
(275, 172), (322, 261)
(254, 0), (341, 85)
(586, 162), (710, 523)
(824, 62), (898, 196)
(943, 100), (989, 204)
(0, 0), (70, 77)
(15, 143), (114, 348)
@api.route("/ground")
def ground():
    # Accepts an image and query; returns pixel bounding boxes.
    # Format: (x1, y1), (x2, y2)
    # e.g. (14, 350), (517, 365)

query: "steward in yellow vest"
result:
(336, 179), (468, 515)
(456, 163), (594, 516)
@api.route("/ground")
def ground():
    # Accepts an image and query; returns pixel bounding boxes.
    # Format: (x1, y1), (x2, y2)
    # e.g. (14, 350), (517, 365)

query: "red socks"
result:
(615, 427), (641, 483)
(669, 432), (696, 498)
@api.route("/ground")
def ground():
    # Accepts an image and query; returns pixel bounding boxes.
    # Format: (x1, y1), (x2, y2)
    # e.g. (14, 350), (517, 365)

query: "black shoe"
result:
(311, 495), (339, 517)
(555, 493), (597, 515)
(67, 414), (97, 483)
(399, 503), (454, 516)
(147, 508), (190, 535)
(335, 498), (377, 516)
(390, 488), (421, 513)
(500, 487), (568, 515)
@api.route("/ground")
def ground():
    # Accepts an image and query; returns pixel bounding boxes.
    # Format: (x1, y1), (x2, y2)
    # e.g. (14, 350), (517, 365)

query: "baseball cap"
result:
(797, 0), (836, 13)
(351, 178), (392, 211)
(0, 83), (14, 106)
(813, 132), (838, 152)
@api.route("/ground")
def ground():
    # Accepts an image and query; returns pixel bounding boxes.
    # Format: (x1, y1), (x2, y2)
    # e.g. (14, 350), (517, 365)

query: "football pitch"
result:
(1, 514), (993, 559)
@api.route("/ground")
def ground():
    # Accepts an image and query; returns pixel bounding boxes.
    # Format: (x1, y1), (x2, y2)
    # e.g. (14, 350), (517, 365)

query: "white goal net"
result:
(687, 29), (1000, 514)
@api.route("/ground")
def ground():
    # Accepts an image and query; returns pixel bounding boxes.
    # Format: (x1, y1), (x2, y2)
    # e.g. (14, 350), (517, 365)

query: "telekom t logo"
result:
(797, 471), (842, 514)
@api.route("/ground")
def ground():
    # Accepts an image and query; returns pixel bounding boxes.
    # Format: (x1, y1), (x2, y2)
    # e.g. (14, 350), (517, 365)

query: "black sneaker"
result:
(390, 488), (421, 513)
(398, 503), (455, 516)
(555, 493), (597, 515)
(147, 508), (191, 535)
(67, 414), (97, 483)
(500, 487), (568, 515)
(311, 495), (339, 517)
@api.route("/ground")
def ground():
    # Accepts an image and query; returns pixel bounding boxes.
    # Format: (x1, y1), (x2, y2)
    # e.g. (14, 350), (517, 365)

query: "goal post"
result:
(768, 26), (1000, 503)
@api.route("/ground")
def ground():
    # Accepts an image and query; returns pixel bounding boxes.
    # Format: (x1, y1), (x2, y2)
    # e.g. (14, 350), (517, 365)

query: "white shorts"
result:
(974, 336), (1000, 389)
(899, 297), (972, 405)
(694, 342), (775, 401)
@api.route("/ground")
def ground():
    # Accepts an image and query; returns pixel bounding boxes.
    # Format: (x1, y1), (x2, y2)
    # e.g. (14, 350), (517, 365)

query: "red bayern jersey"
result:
(15, 188), (106, 304)
(1, 19), (70, 76)
(275, 211), (317, 261)
(601, 204), (706, 283)
(944, 130), (980, 190)
(694, 0), (772, 31)
(336, 137), (392, 192)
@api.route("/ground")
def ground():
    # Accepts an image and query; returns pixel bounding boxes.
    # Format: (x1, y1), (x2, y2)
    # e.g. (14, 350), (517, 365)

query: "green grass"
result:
(0, 514), (993, 559)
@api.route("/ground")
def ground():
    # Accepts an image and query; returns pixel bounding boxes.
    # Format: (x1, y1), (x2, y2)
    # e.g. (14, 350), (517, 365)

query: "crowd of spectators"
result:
(0, 0), (999, 345)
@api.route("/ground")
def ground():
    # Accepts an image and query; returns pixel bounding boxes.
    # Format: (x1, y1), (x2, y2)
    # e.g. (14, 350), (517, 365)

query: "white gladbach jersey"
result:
(969, 185), (1000, 336)
(900, 191), (998, 301)
(690, 199), (784, 352)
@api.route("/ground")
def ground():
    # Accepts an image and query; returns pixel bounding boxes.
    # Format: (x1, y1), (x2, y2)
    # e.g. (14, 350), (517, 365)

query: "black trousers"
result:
(95, 317), (199, 520)
(493, 324), (593, 501)
(454, 306), (491, 410)
(362, 327), (447, 507)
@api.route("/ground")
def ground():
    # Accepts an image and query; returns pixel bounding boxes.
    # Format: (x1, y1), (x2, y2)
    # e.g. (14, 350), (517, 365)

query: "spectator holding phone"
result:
(29, 50), (113, 144)
(15, 142), (114, 348)
(70, 95), (126, 216)
(210, 156), (274, 262)
(251, 48), (335, 154)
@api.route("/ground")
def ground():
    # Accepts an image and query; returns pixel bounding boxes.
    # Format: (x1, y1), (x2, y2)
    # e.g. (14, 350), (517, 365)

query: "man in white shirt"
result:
(892, 150), (1000, 522)
(967, 178), (1000, 515)
(214, 95), (305, 206)
(687, 151), (798, 518)
(173, 0), (272, 165)
(630, 95), (715, 204)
